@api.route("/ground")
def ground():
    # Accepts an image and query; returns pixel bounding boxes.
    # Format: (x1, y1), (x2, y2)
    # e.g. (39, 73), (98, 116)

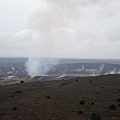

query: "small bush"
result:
(118, 103), (120, 107)
(90, 112), (101, 120)
(78, 109), (83, 114)
(76, 79), (78, 82)
(96, 89), (100, 94)
(45, 95), (50, 99)
(13, 106), (17, 110)
(15, 91), (22, 93)
(90, 102), (94, 105)
(109, 104), (116, 110)
(96, 92), (99, 94)
(80, 100), (84, 105)
(20, 80), (24, 83)
(118, 89), (120, 92)
(117, 98), (120, 102)
(101, 86), (104, 89)
(89, 80), (92, 83)
(0, 112), (4, 116)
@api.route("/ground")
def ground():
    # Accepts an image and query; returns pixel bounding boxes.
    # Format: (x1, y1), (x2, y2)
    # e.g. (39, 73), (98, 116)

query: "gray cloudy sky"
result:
(0, 0), (120, 59)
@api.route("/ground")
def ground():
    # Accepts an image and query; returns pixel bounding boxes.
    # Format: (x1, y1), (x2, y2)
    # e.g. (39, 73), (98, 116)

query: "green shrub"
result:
(15, 91), (22, 93)
(90, 102), (94, 105)
(109, 104), (116, 110)
(90, 112), (101, 120)
(78, 109), (83, 114)
(96, 92), (99, 94)
(118, 103), (120, 107)
(76, 79), (78, 82)
(13, 106), (17, 110)
(0, 112), (4, 116)
(45, 95), (50, 99)
(20, 80), (24, 83)
(96, 89), (100, 94)
(80, 100), (84, 105)
(117, 98), (120, 102)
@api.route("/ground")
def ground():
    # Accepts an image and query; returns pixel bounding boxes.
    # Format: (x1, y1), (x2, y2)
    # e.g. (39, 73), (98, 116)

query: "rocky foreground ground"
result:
(0, 74), (120, 120)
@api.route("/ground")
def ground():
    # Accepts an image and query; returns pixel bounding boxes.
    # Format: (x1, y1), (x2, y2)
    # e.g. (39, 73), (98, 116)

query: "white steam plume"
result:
(26, 58), (58, 76)
(26, 0), (81, 76)
(25, 0), (119, 76)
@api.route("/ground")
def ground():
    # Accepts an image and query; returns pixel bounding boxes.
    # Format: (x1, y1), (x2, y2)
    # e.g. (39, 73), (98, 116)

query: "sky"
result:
(0, 0), (120, 59)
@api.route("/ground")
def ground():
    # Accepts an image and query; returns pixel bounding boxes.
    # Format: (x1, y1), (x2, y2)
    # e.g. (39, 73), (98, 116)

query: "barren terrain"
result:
(0, 74), (120, 120)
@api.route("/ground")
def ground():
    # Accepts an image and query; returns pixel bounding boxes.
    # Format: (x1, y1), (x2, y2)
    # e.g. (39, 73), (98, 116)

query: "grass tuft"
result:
(109, 104), (116, 110)
(80, 100), (84, 105)
(90, 112), (101, 120)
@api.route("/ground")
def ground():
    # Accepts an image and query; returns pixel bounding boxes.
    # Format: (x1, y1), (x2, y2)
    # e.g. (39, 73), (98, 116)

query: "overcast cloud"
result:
(0, 0), (120, 59)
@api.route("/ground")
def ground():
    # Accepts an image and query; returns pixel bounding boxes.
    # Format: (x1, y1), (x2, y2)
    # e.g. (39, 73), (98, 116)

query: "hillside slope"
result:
(0, 75), (120, 120)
